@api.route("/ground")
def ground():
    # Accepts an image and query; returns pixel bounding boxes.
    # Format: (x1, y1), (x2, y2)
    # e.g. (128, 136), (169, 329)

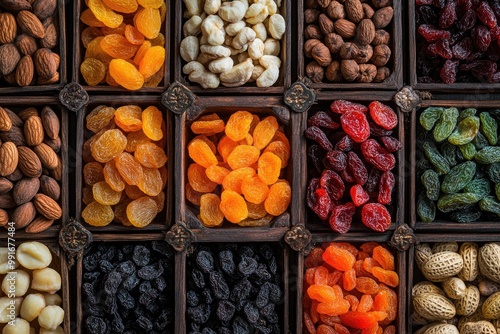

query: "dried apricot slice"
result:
(88, 0), (124, 28)
(109, 59), (144, 90)
(258, 152), (282, 185)
(225, 111), (254, 141)
(125, 130), (151, 152)
(115, 152), (144, 185)
(100, 34), (139, 59)
(124, 24), (145, 45)
(219, 189), (248, 223)
(222, 167), (256, 194)
(241, 175), (269, 204)
(263, 140), (290, 168)
(227, 145), (260, 170)
(81, 58), (107, 86)
(139, 46), (165, 79)
(134, 7), (161, 39)
(80, 9), (106, 27)
(188, 163), (217, 193)
(92, 181), (122, 205)
(126, 196), (157, 227)
(103, 159), (125, 191)
(217, 135), (239, 162)
(205, 165), (230, 184)
(102, 0), (138, 13)
(90, 129), (127, 163)
(253, 116), (279, 150)
(191, 114), (225, 135)
(83, 162), (104, 186)
(137, 167), (162, 196)
(142, 106), (163, 141)
(188, 138), (218, 168)
(86, 105), (115, 133)
(82, 201), (114, 226)
(135, 142), (167, 168)
(264, 179), (291, 216)
(199, 193), (224, 227)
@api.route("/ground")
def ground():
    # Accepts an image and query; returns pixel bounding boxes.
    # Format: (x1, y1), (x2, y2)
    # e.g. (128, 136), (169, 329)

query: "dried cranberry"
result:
(457, 9), (477, 30)
(418, 6), (439, 24)
(308, 144), (325, 175)
(335, 135), (355, 151)
(341, 167), (356, 184)
(329, 203), (356, 234)
(380, 136), (403, 152)
(360, 139), (396, 172)
(369, 101), (398, 130)
(378, 171), (395, 205)
(477, 2), (497, 28)
(418, 24), (451, 42)
(320, 170), (345, 201)
(322, 150), (347, 172)
(452, 37), (473, 59)
(471, 25), (492, 51)
(350, 185), (370, 207)
(305, 126), (334, 151)
(347, 152), (368, 186)
(307, 178), (331, 221)
(460, 60), (497, 77)
(439, 0), (457, 29)
(330, 100), (368, 115)
(369, 122), (393, 136)
(361, 203), (391, 232)
(340, 111), (370, 143)
(426, 43), (439, 58)
(365, 168), (382, 193)
(435, 38), (453, 59)
(440, 59), (459, 83)
(491, 0), (500, 18)
(486, 42), (500, 61)
(457, 0), (472, 12)
(307, 111), (340, 130)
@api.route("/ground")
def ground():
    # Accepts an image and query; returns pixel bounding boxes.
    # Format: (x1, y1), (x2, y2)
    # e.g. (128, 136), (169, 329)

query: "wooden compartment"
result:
(0, 96), (69, 238)
(173, 0), (291, 94)
(0, 0), (67, 94)
(75, 95), (173, 232)
(303, 91), (405, 233)
(410, 99), (500, 232)
(297, 1), (403, 90)
(294, 233), (406, 333)
(73, 0), (170, 93)
(177, 96), (298, 240)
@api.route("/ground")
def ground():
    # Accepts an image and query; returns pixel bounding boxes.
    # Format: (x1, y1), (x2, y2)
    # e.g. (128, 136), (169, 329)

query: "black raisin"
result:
(104, 271), (122, 295)
(83, 271), (101, 283)
(132, 245), (150, 267)
(116, 260), (136, 277)
(209, 271), (230, 300)
(139, 281), (152, 294)
(83, 282), (99, 304)
(117, 288), (135, 310)
(216, 300), (236, 322)
(192, 268), (206, 289)
(202, 288), (213, 304)
(155, 309), (173, 330)
(187, 290), (200, 307)
(230, 278), (252, 302)
(187, 304), (211, 324)
(256, 284), (269, 309)
(122, 244), (134, 254)
(85, 316), (107, 334)
(99, 260), (115, 273)
(104, 294), (117, 314)
(238, 256), (258, 276)
(265, 283), (282, 303)
(260, 303), (278, 324)
(152, 241), (173, 259)
(202, 328), (217, 334)
(83, 252), (100, 271)
(196, 250), (215, 273)
(135, 315), (153, 330)
(253, 264), (271, 282)
(243, 302), (259, 324)
(145, 301), (160, 314)
(139, 289), (159, 305)
(232, 316), (250, 334)
(154, 276), (167, 292)
(138, 262), (164, 280)
(111, 313), (125, 333)
(101, 245), (116, 261)
(219, 250), (235, 275)
(122, 273), (140, 291)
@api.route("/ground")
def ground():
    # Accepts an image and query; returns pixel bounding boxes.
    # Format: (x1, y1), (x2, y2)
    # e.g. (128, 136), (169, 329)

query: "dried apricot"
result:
(125, 130), (151, 152)
(377, 284), (397, 321)
(135, 142), (167, 168)
(90, 129), (127, 163)
(253, 116), (279, 150)
(205, 165), (230, 184)
(357, 294), (374, 313)
(88, 0), (124, 28)
(345, 294), (359, 311)
(191, 114), (225, 135)
(115, 152), (144, 185)
(246, 201), (268, 219)
(258, 152), (281, 185)
(83, 162), (104, 186)
(227, 145), (260, 170)
(134, 7), (161, 39)
(109, 59), (144, 90)
(199, 193), (224, 227)
(134, 40), (151, 65)
(371, 267), (399, 288)
(82, 201), (114, 226)
(264, 180), (291, 216)
(222, 167), (256, 194)
(316, 300), (350, 315)
(360, 242), (381, 255)
(188, 138), (218, 168)
(137, 167), (162, 196)
(241, 175), (269, 204)
(362, 257), (381, 274)
(185, 183), (203, 205)
(103, 159), (125, 191)
(80, 9), (107, 27)
(356, 277), (379, 294)
(139, 46), (165, 79)
(142, 106), (163, 141)
(322, 245), (356, 271)
(372, 246), (395, 271)
(92, 181), (122, 205)
(188, 163), (217, 193)
(138, 0), (162, 8)
(219, 189), (248, 223)
(81, 27), (103, 48)
(263, 140), (290, 168)
(239, 133), (253, 146)
(85, 37), (113, 64)
(124, 24), (145, 45)
(339, 311), (378, 330)
(81, 58), (107, 86)
(217, 135), (239, 162)
(126, 196), (157, 227)
(342, 268), (356, 291)
(102, 0), (138, 13)
(86, 105), (115, 133)
(225, 111), (254, 141)
(307, 285), (337, 304)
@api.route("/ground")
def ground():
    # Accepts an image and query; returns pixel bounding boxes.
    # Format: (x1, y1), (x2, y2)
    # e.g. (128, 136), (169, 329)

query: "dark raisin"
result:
(232, 316), (250, 334)
(209, 271), (230, 300)
(196, 250), (215, 273)
(84, 252), (101, 271)
(188, 304), (211, 324)
(256, 284), (270, 309)
(116, 260), (136, 277)
(83, 282), (99, 304)
(122, 273), (140, 291)
(117, 288), (135, 310)
(111, 313), (125, 333)
(217, 300), (236, 322)
(132, 245), (150, 267)
(85, 316), (108, 334)
(260, 303), (278, 324)
(187, 290), (201, 307)
(104, 271), (122, 295)
(135, 315), (154, 330)
(138, 262), (164, 280)
(154, 277), (167, 292)
(192, 268), (206, 289)
(219, 250), (236, 275)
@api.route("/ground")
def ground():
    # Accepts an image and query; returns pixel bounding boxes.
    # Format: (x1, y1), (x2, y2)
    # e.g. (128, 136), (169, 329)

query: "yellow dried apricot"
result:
(93, 181), (122, 205)
(133, 40), (151, 65)
(263, 140), (290, 168)
(217, 135), (239, 162)
(222, 167), (256, 194)
(124, 24), (145, 45)
(115, 152), (144, 185)
(253, 116), (279, 150)
(239, 133), (253, 146)
(247, 201), (268, 219)
(88, 0), (123, 28)
(81, 58), (107, 86)
(264, 180), (291, 216)
(199, 194), (224, 227)
(80, 9), (106, 27)
(188, 138), (218, 168)
(193, 135), (216, 154)
(138, 0), (162, 8)
(103, 159), (126, 191)
(125, 130), (151, 152)
(90, 129), (127, 163)
(143, 63), (164, 87)
(241, 175), (269, 204)
(135, 142), (167, 168)
(220, 189), (248, 223)
(205, 165), (230, 184)
(100, 34), (139, 59)
(134, 7), (161, 39)
(225, 111), (254, 141)
(114, 105), (143, 132)
(86, 105), (115, 133)
(139, 46), (165, 79)
(159, 2), (166, 22)
(191, 114), (225, 135)
(141, 106), (163, 141)
(188, 163), (217, 193)
(82, 201), (114, 226)
(137, 167), (162, 196)
(258, 151), (282, 185)
(126, 196), (157, 227)
(102, 0), (138, 14)
(109, 59), (144, 90)
(81, 27), (103, 48)
(227, 145), (260, 170)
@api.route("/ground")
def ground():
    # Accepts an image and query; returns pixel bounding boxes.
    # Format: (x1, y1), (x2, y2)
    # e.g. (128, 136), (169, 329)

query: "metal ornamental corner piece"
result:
(284, 81), (315, 113)
(389, 223), (416, 252)
(58, 82), (90, 113)
(394, 85), (420, 113)
(284, 225), (312, 252)
(59, 218), (93, 269)
(161, 81), (196, 115)
(165, 221), (195, 252)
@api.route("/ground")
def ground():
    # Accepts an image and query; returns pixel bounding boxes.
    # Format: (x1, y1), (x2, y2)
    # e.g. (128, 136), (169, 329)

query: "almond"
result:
(33, 143), (57, 169)
(334, 19), (356, 38)
(0, 12), (17, 44)
(0, 126), (26, 146)
(0, 193), (16, 209)
(18, 107), (38, 121)
(0, 177), (13, 194)
(0, 142), (18, 177)
(25, 216), (54, 233)
(15, 54), (34, 87)
(0, 209), (8, 226)
(0, 43), (21, 76)
(32, 0), (56, 20)
(17, 146), (42, 178)
(344, 0), (364, 23)
(5, 169), (23, 182)
(40, 21), (57, 49)
(39, 175), (59, 200)
(373, 6), (394, 29)
(11, 201), (36, 228)
(3, 108), (23, 128)
(15, 33), (37, 56)
(37, 70), (58, 84)
(50, 155), (62, 180)
(34, 47), (57, 79)
(43, 136), (61, 153)
(40, 106), (59, 139)
(12, 177), (39, 205)
(0, 107), (12, 131)
(33, 193), (61, 219)
(16, 10), (45, 38)
(24, 115), (44, 146)
(0, 0), (32, 11)
(356, 19), (376, 45)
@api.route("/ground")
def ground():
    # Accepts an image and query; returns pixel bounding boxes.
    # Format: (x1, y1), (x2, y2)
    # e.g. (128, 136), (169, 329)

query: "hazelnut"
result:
(326, 60), (343, 82)
(306, 61), (325, 83)
(356, 19), (376, 45)
(362, 3), (375, 18)
(318, 14), (335, 35)
(304, 39), (322, 58)
(334, 19), (356, 38)
(318, 0), (332, 8)
(371, 44), (391, 66)
(374, 66), (391, 82)
(325, 33), (344, 53)
(354, 44), (373, 63)
(340, 42), (360, 59)
(306, 0), (320, 9)
(371, 0), (392, 9)
(358, 63), (377, 82)
(312, 42), (332, 66)
(341, 59), (360, 81)
(304, 9), (321, 24)
(373, 6), (394, 29)
(372, 29), (390, 45)
(304, 25), (323, 40)
(326, 1), (345, 20)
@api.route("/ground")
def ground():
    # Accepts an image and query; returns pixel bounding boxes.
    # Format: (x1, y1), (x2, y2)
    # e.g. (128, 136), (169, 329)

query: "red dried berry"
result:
(435, 38), (453, 59)
(348, 152), (368, 185)
(308, 178), (332, 221)
(417, 24), (451, 42)
(365, 168), (382, 193)
(378, 171), (395, 205)
(440, 59), (459, 84)
(361, 203), (391, 232)
(320, 170), (345, 201)
(439, 0), (456, 29)
(452, 37), (473, 60)
(335, 135), (355, 151)
(308, 111), (340, 129)
(380, 136), (402, 152)
(360, 139), (396, 172)
(350, 185), (370, 207)
(305, 126), (334, 151)
(477, 2), (497, 28)
(323, 150), (347, 172)
(369, 101), (398, 130)
(329, 202), (356, 233)
(330, 100), (368, 115)
(340, 111), (370, 143)
(416, 0), (434, 5)
(341, 167), (356, 183)
(457, 9), (477, 31)
(472, 25), (491, 52)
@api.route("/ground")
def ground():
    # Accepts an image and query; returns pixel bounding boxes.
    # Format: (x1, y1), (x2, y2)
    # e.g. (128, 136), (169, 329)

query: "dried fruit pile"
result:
(186, 111), (291, 227)
(186, 243), (284, 333)
(303, 242), (398, 334)
(304, 0), (394, 83)
(82, 242), (174, 333)
(306, 100), (400, 233)
(80, 0), (166, 90)
(412, 242), (500, 333)
(416, 0), (500, 84)
(0, 0), (61, 87)
(417, 106), (500, 223)
(81, 104), (167, 228)
(0, 106), (62, 233)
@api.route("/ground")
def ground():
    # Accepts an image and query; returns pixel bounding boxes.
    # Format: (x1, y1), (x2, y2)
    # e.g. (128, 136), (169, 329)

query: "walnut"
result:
(340, 59), (360, 81)
(339, 42), (359, 59)
(318, 14), (335, 35)
(317, 0), (332, 8)
(373, 66), (390, 82)
(304, 9), (321, 24)
(304, 38), (322, 58)
(326, 60), (342, 82)
(356, 19), (376, 45)
(304, 25), (323, 40)
(324, 33), (344, 53)
(371, 0), (392, 9)
(362, 3), (374, 18)
(358, 63), (377, 82)
(312, 42), (332, 66)
(372, 29), (390, 45)
(354, 44), (373, 63)
(305, 0), (320, 9)
(326, 1), (345, 20)
(371, 44), (391, 66)
(306, 61), (325, 83)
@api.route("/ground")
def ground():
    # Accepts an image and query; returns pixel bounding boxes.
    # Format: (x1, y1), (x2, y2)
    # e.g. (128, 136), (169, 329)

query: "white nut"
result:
(43, 293), (61, 306)
(246, 3), (266, 18)
(268, 14), (286, 40)
(2, 317), (30, 334)
(259, 55), (281, 69)
(180, 36), (200, 62)
(183, 15), (203, 37)
(237, 52), (250, 63)
(208, 57), (234, 73)
(248, 38), (265, 59)
(200, 34), (208, 45)
(31, 268), (61, 294)
(230, 44), (248, 55)
(220, 58), (254, 87)
(0, 248), (18, 275)
(256, 64), (279, 87)
(252, 23), (267, 41)
(232, 27), (256, 50)
(16, 242), (52, 270)
(2, 270), (30, 297)
(218, 1), (247, 22)
(245, 7), (268, 24)
(204, 0), (221, 15)
(201, 15), (226, 46)
(197, 53), (218, 66)
(200, 45), (232, 57)
(255, 0), (278, 15)
(263, 38), (280, 56)
(0, 297), (22, 323)
(226, 21), (246, 36)
(20, 293), (46, 322)
(40, 327), (64, 334)
(250, 64), (265, 81)
(183, 61), (220, 88)
(38, 305), (64, 331)
(183, 0), (203, 17)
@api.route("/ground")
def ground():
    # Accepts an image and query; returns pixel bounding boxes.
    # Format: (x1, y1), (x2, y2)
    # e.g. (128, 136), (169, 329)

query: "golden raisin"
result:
(205, 165), (230, 184)
(92, 180), (122, 205)
(241, 175), (269, 204)
(222, 167), (256, 194)
(115, 152), (144, 185)
(81, 9), (107, 27)
(137, 167), (162, 196)
(188, 163), (217, 193)
(125, 184), (145, 199)
(185, 183), (203, 206)
(83, 162), (104, 186)
(138, 0), (163, 8)
(139, 46), (165, 79)
(142, 106), (163, 141)
(81, 27), (103, 48)
(90, 129), (127, 163)
(125, 130), (151, 152)
(191, 113), (225, 135)
(199, 193), (224, 227)
(124, 24), (145, 45)
(217, 135), (239, 162)
(133, 40), (151, 65)
(247, 201), (268, 219)
(258, 152), (282, 185)
(81, 58), (107, 86)
(220, 189), (248, 223)
(135, 142), (167, 168)
(86, 105), (115, 133)
(225, 111), (254, 141)
(114, 105), (143, 132)
(85, 37), (113, 64)
(253, 116), (279, 150)
(100, 34), (139, 59)
(103, 159), (126, 191)
(109, 59), (144, 90)
(82, 201), (114, 226)
(134, 7), (161, 39)
(263, 140), (290, 168)
(188, 138), (218, 168)
(126, 196), (157, 227)
(102, 0), (138, 13)
(88, 0), (124, 28)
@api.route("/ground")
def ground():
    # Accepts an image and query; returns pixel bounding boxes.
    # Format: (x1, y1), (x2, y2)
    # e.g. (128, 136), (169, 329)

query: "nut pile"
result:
(303, 242), (398, 334)
(186, 243), (284, 333)
(416, 0), (500, 84)
(306, 100), (401, 233)
(0, 0), (61, 87)
(80, 0), (167, 90)
(417, 107), (500, 224)
(412, 242), (500, 334)
(0, 106), (62, 233)
(304, 0), (394, 84)
(0, 242), (65, 333)
(82, 242), (174, 333)
(186, 111), (291, 227)
(180, 0), (286, 88)
(81, 104), (167, 228)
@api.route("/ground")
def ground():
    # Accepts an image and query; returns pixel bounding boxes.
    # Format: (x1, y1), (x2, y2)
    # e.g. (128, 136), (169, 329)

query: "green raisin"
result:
(486, 163), (500, 183)
(448, 116), (480, 146)
(441, 161), (476, 194)
(437, 193), (482, 213)
(417, 191), (436, 223)
(475, 146), (500, 164)
(458, 108), (477, 121)
(472, 131), (489, 150)
(449, 209), (482, 223)
(480, 112), (498, 145)
(479, 196), (500, 215)
(423, 141), (451, 175)
(459, 143), (477, 161)
(433, 107), (459, 142)
(496, 183), (500, 201)
(463, 178), (491, 200)
(440, 142), (457, 167)
(420, 107), (444, 131)
(421, 169), (441, 201)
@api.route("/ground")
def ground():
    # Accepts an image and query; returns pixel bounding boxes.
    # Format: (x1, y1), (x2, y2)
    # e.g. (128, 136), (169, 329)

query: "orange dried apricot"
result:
(225, 111), (254, 141)
(371, 267), (399, 288)
(191, 114), (225, 135)
(137, 167), (162, 196)
(188, 163), (217, 193)
(81, 9), (107, 27)
(340, 311), (378, 330)
(142, 106), (163, 141)
(133, 40), (152, 65)
(222, 167), (255, 194)
(86, 105), (115, 133)
(307, 285), (337, 304)
(377, 284), (397, 321)
(83, 162), (104, 186)
(124, 24), (145, 45)
(305, 247), (324, 268)
(134, 7), (161, 39)
(92, 180), (122, 205)
(314, 266), (329, 286)
(90, 129), (127, 163)
(185, 183), (203, 205)
(100, 34), (139, 59)
(360, 242), (381, 255)
(109, 59), (144, 90)
(219, 189), (248, 223)
(217, 135), (239, 162)
(88, 0), (124, 28)
(193, 135), (216, 154)
(241, 175), (269, 204)
(103, 159), (126, 191)
(263, 140), (290, 168)
(139, 46), (165, 79)
(357, 294), (374, 313)
(258, 152), (281, 185)
(82, 201), (114, 226)
(126, 196), (157, 227)
(199, 193), (224, 227)
(372, 246), (395, 271)
(322, 245), (356, 271)
(81, 58), (107, 86)
(356, 277), (379, 295)
(328, 271), (342, 286)
(316, 300), (350, 316)
(345, 294), (360, 311)
(188, 138), (218, 168)
(317, 324), (338, 334)
(363, 257), (381, 274)
(135, 142), (167, 168)
(239, 133), (253, 146)
(253, 116), (279, 150)
(125, 130), (151, 152)
(115, 152), (144, 185)
(227, 145), (260, 170)
(205, 165), (230, 184)
(264, 179), (291, 216)
(342, 268), (356, 291)
(246, 201), (268, 219)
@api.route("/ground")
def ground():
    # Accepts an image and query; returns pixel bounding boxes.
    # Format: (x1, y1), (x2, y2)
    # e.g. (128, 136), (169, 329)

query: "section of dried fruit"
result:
(303, 242), (398, 334)
(81, 104), (167, 228)
(0, 0), (61, 87)
(186, 111), (291, 227)
(0, 105), (62, 233)
(304, 0), (394, 83)
(305, 100), (400, 233)
(80, 0), (166, 89)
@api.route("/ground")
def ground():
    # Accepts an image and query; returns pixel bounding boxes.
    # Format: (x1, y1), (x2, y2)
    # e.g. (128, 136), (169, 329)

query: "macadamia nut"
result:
(31, 268), (61, 294)
(43, 293), (61, 306)
(2, 317), (30, 334)
(38, 306), (64, 331)
(40, 327), (64, 334)
(0, 248), (18, 275)
(16, 242), (52, 270)
(20, 293), (46, 322)
(0, 297), (22, 323)
(2, 270), (30, 297)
